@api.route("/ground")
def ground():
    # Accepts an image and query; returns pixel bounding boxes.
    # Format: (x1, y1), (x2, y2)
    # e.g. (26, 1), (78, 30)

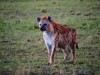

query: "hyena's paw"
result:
(47, 62), (53, 65)
(69, 60), (75, 64)
(62, 59), (67, 62)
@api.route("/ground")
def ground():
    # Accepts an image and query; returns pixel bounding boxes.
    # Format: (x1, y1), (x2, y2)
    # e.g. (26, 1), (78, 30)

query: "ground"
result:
(0, 0), (100, 75)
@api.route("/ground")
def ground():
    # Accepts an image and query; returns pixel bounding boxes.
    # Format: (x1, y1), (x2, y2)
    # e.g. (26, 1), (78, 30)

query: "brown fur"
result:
(48, 20), (78, 64)
(37, 16), (78, 64)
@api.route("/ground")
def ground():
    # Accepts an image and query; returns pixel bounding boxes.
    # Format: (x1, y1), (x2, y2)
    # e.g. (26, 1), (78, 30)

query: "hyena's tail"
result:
(76, 43), (79, 49)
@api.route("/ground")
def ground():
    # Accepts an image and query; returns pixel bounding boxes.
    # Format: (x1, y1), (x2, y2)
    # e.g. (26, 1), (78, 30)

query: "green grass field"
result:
(0, 0), (100, 75)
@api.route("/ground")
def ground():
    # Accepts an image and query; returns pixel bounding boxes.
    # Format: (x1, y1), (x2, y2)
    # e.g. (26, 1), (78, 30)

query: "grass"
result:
(0, 0), (100, 75)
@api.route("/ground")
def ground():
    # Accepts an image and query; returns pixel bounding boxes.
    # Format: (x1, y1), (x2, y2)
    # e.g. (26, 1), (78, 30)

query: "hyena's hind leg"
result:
(70, 42), (76, 64)
(70, 28), (78, 64)
(61, 48), (69, 62)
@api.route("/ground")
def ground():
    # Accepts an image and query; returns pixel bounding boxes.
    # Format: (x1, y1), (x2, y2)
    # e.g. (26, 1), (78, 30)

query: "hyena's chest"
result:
(43, 31), (67, 49)
(43, 32), (55, 49)
(43, 32), (55, 50)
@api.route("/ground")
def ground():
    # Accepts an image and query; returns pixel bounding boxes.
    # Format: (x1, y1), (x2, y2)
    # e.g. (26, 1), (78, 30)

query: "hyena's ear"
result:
(48, 16), (52, 22)
(37, 17), (41, 22)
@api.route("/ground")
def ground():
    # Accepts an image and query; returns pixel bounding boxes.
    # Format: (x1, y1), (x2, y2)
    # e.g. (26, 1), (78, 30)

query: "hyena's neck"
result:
(50, 21), (59, 32)
(46, 21), (55, 32)
(50, 21), (66, 34)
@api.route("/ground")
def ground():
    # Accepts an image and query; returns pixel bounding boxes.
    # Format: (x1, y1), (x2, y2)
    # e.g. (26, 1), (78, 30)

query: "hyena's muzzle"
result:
(40, 24), (48, 31)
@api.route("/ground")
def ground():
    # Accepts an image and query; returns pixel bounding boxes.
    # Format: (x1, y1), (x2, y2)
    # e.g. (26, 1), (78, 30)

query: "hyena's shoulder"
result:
(63, 25), (76, 32)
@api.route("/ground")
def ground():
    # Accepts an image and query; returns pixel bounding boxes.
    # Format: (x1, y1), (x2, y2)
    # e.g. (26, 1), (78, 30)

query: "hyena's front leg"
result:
(45, 44), (51, 64)
(46, 44), (56, 65)
(49, 47), (56, 65)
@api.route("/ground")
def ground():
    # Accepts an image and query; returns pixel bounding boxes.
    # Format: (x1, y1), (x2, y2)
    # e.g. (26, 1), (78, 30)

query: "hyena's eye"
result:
(40, 24), (42, 26)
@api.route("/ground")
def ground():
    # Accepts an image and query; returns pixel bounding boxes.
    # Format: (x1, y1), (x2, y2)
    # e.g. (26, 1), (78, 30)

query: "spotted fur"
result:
(37, 16), (78, 64)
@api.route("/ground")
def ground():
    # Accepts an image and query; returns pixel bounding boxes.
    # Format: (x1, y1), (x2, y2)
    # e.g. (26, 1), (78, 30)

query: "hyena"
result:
(37, 16), (78, 65)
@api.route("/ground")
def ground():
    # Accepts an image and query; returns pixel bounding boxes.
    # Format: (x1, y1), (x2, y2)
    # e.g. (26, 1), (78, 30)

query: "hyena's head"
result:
(37, 16), (52, 31)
